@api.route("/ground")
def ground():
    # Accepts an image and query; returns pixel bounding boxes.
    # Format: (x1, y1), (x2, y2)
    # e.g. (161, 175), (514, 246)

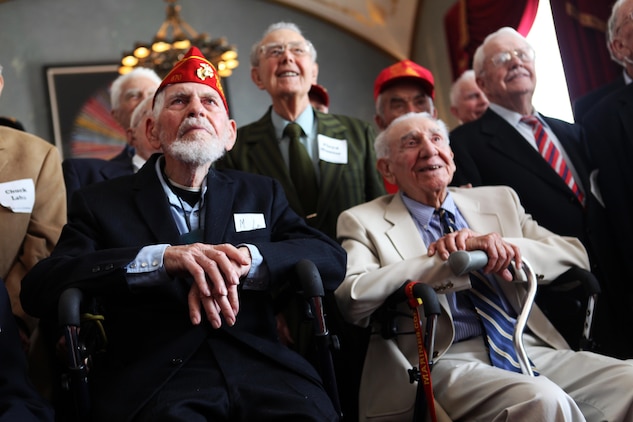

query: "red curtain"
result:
(444, 0), (539, 81)
(549, 0), (620, 102)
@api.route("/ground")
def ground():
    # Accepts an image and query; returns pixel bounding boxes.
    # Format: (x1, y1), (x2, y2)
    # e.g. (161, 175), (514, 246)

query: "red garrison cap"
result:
(373, 59), (435, 100)
(308, 84), (330, 108)
(154, 46), (229, 114)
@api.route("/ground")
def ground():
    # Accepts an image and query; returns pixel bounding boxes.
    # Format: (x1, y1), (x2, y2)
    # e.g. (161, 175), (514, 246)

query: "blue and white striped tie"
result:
(438, 208), (538, 374)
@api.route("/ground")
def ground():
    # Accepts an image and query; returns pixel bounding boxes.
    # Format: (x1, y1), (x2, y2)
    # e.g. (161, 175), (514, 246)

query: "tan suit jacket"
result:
(0, 127), (66, 331)
(335, 185), (589, 421)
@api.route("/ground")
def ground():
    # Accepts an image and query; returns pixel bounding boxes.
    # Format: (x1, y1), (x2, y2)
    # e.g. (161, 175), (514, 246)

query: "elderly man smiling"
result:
(335, 111), (633, 421)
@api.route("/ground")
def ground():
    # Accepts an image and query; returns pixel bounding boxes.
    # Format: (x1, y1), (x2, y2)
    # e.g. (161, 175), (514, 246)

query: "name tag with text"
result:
(318, 135), (348, 164)
(0, 178), (35, 213)
(234, 213), (266, 232)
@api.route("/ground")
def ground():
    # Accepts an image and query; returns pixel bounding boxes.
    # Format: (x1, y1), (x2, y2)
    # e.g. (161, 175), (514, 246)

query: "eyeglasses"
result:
(259, 41), (312, 59)
(490, 48), (535, 67)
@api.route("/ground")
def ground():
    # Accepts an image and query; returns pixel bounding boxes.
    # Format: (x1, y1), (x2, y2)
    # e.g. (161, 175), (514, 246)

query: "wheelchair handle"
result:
(58, 287), (83, 327)
(410, 282), (441, 317)
(295, 259), (325, 298)
(448, 250), (488, 275)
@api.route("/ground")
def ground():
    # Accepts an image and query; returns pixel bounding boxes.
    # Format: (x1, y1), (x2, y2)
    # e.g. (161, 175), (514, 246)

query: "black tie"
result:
(284, 123), (318, 217)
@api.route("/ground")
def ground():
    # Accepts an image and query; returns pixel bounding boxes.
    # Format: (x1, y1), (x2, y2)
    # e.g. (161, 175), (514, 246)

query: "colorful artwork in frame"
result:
(45, 63), (126, 160)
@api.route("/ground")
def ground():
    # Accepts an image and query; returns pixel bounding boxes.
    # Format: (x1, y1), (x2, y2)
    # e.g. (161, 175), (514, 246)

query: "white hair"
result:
(449, 70), (476, 107)
(473, 27), (532, 76)
(374, 112), (450, 159)
(129, 96), (153, 129)
(110, 67), (161, 110)
(249, 21), (317, 67)
(608, 0), (630, 66)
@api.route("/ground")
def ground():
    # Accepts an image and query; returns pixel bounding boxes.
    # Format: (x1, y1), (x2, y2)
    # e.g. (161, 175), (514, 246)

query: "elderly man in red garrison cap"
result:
(21, 47), (345, 422)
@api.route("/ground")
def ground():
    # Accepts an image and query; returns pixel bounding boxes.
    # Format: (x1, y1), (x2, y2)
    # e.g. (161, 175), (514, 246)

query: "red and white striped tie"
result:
(521, 115), (584, 204)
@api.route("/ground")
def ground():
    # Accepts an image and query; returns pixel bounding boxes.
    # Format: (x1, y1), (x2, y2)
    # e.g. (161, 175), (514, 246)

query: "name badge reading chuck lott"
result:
(0, 178), (35, 213)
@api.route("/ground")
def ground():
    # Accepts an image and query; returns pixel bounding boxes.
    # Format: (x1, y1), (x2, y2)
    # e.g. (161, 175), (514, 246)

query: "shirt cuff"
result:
(239, 244), (270, 290)
(126, 244), (171, 288)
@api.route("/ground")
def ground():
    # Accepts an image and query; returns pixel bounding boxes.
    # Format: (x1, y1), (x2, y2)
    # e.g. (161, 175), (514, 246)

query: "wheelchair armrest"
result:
(58, 288), (83, 328)
(295, 259), (325, 298)
(293, 259), (342, 418)
(547, 266), (601, 296)
(386, 281), (441, 317)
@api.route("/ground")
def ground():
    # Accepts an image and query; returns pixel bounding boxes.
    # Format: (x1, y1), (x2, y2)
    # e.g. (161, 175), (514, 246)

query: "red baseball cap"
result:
(373, 59), (435, 100)
(154, 46), (229, 114)
(309, 84), (330, 108)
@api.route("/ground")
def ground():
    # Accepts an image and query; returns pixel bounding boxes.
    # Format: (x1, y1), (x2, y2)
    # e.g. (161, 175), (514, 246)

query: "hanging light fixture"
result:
(119, 0), (239, 78)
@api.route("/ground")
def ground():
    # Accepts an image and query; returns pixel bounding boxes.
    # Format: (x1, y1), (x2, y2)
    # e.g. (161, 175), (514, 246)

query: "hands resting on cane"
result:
(427, 228), (521, 282)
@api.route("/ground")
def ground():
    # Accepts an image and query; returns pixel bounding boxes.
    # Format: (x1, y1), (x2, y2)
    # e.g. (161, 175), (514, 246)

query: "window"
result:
(526, 0), (573, 123)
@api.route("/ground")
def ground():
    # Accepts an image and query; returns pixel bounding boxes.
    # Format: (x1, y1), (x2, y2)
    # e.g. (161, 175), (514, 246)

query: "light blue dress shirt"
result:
(125, 157), (268, 290)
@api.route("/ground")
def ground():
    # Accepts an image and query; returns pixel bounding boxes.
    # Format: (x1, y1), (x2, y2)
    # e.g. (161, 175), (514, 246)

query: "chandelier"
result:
(119, 0), (239, 78)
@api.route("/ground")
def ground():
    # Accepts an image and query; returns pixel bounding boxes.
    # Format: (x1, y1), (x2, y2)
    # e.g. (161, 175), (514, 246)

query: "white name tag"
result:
(234, 213), (266, 232)
(0, 178), (35, 213)
(318, 135), (348, 164)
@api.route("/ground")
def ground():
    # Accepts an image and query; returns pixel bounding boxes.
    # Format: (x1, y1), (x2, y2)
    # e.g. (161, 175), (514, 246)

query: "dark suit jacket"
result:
(449, 108), (632, 357)
(573, 74), (626, 123)
(450, 108), (589, 242)
(581, 83), (633, 354)
(0, 280), (54, 422)
(217, 107), (386, 239)
(21, 154), (346, 420)
(62, 146), (134, 208)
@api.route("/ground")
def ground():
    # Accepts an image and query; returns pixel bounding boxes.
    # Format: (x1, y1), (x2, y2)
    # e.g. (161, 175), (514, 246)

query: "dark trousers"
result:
(134, 335), (339, 422)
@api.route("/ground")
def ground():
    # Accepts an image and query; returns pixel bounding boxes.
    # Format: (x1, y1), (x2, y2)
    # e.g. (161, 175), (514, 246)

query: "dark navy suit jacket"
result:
(450, 108), (590, 242)
(581, 83), (633, 357)
(21, 154), (346, 420)
(573, 74), (626, 123)
(62, 146), (134, 208)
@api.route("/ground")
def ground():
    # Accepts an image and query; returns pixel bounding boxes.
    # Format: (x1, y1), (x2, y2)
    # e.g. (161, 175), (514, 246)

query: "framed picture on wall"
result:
(45, 63), (125, 160)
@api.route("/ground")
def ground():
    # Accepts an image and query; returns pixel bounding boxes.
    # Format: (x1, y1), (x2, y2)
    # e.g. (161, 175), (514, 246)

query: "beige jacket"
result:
(0, 127), (66, 331)
(335, 185), (589, 421)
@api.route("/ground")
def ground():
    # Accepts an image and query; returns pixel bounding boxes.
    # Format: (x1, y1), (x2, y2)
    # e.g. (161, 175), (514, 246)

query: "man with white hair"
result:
(125, 96), (162, 170)
(22, 47), (345, 422)
(62, 67), (161, 207)
(218, 21), (384, 240)
(449, 69), (489, 125)
(336, 111), (633, 421)
(449, 27), (625, 357)
(581, 0), (633, 359)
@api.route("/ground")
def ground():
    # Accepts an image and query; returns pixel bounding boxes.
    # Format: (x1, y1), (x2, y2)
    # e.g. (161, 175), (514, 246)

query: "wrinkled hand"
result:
(427, 229), (521, 281)
(163, 243), (252, 328)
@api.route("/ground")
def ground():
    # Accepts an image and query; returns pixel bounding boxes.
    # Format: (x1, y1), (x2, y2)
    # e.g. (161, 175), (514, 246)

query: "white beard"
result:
(161, 118), (228, 166)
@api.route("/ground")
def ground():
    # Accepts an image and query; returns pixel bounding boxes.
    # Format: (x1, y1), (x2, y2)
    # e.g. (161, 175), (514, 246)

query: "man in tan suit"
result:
(335, 112), (633, 421)
(0, 74), (66, 346)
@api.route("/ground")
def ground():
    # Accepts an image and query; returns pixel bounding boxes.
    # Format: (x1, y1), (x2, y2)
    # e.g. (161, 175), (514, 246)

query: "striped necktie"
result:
(520, 115), (584, 205)
(438, 209), (537, 374)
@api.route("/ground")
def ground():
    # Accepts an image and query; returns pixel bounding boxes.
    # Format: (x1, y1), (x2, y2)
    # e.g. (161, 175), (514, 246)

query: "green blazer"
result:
(218, 107), (386, 239)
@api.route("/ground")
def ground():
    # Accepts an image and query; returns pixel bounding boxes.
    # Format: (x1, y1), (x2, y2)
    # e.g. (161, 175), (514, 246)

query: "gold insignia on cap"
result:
(196, 63), (215, 80)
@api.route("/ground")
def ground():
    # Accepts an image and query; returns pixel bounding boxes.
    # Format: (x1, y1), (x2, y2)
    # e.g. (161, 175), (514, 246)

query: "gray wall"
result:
(0, 0), (397, 143)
